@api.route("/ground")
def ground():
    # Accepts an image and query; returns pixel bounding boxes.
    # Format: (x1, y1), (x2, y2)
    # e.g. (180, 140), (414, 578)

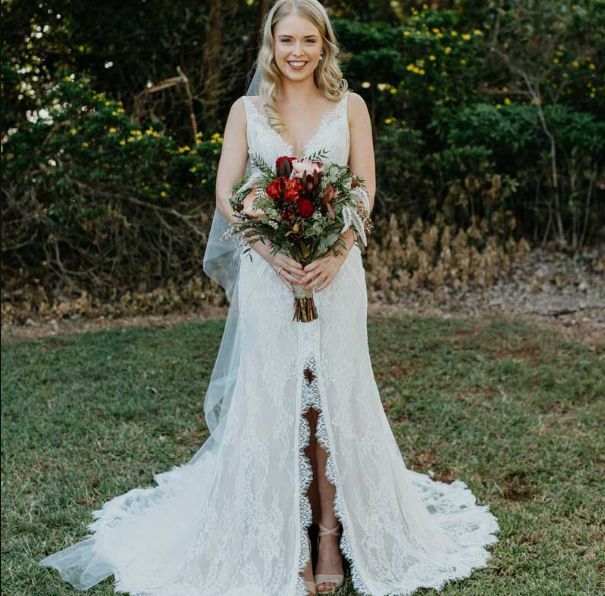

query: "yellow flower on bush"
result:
(429, 54), (436, 61)
(361, 81), (371, 88)
(160, 191), (168, 198)
(474, 29), (483, 36)
(81, 142), (89, 148)
(108, 127), (118, 134)
(189, 166), (198, 173)
(462, 33), (471, 41)
(177, 145), (191, 154)
(504, 97), (511, 105)
(444, 47), (452, 54)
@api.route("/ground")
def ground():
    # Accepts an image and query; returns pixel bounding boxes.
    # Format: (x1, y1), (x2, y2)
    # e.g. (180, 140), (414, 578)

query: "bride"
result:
(39, 0), (500, 594)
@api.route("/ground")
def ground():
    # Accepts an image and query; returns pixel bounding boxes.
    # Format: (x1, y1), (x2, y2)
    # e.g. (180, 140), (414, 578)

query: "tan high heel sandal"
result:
(314, 523), (344, 595)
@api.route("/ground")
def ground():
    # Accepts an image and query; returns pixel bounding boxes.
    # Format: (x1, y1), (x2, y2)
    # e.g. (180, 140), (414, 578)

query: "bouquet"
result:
(222, 149), (372, 323)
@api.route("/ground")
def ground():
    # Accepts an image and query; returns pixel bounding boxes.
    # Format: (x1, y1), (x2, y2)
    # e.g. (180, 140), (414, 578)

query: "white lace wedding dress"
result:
(39, 91), (499, 595)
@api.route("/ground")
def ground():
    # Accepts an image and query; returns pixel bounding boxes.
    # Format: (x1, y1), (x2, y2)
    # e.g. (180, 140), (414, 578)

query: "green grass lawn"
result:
(2, 315), (604, 595)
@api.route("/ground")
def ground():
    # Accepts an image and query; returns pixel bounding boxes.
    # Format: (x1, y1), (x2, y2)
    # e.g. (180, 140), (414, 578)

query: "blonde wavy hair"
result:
(255, 0), (351, 134)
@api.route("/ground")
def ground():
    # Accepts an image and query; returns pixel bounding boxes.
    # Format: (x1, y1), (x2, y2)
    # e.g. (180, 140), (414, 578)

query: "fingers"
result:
(302, 270), (330, 291)
(316, 279), (330, 292)
(282, 269), (303, 287)
(279, 255), (303, 270)
(298, 268), (323, 287)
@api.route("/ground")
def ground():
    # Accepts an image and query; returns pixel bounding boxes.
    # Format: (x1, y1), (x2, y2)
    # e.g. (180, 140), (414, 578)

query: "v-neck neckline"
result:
(247, 92), (349, 159)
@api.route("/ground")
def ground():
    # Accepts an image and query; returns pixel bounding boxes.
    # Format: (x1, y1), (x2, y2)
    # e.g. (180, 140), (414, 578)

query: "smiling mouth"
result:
(287, 61), (308, 69)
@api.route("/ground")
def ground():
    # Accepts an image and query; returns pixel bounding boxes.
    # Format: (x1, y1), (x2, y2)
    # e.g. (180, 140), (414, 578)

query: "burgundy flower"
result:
(276, 156), (296, 178)
(304, 173), (316, 193)
(297, 198), (314, 218)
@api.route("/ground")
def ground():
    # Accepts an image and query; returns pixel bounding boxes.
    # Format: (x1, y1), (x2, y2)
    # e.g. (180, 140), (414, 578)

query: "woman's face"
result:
(273, 14), (323, 82)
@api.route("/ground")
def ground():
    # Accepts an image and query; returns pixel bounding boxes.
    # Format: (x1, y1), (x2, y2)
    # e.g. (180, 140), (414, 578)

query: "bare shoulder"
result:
(348, 91), (368, 111)
(347, 91), (370, 126)
(226, 96), (248, 128)
(231, 95), (247, 114)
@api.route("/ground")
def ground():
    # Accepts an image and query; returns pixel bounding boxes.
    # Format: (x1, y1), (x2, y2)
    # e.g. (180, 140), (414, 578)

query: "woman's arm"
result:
(214, 96), (302, 287)
(330, 92), (376, 257)
(348, 92), (376, 215)
(215, 97), (249, 224)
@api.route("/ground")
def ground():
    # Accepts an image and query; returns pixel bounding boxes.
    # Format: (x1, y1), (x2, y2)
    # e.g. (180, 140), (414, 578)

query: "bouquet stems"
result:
(292, 282), (317, 323)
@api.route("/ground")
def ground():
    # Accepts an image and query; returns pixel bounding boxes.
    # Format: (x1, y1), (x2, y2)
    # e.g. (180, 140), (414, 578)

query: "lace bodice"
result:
(242, 92), (351, 170)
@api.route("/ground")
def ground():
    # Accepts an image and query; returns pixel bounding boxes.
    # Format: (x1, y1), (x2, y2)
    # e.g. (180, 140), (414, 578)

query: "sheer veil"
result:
(189, 63), (262, 464)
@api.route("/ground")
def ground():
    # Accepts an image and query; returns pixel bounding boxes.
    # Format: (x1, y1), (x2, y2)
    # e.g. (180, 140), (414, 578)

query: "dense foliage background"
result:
(2, 0), (604, 317)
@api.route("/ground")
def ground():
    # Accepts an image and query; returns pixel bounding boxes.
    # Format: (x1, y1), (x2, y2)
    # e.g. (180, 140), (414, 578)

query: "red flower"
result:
(280, 208), (293, 220)
(266, 177), (286, 199)
(297, 198), (314, 218)
(284, 177), (303, 201)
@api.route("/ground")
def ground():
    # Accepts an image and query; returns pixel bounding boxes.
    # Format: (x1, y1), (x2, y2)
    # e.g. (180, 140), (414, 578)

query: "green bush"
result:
(2, 71), (220, 295)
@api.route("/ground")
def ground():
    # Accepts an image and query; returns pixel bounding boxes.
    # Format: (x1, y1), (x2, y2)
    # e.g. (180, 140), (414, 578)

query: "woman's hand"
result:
(241, 186), (264, 219)
(252, 240), (304, 292)
(298, 230), (356, 292)
(297, 250), (348, 293)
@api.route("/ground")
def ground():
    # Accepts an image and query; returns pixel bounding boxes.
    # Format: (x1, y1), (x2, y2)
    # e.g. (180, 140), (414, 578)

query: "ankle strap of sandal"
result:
(318, 523), (341, 536)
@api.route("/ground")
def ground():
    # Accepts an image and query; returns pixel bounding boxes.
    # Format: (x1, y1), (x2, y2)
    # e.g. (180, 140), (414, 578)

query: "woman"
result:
(39, 1), (500, 594)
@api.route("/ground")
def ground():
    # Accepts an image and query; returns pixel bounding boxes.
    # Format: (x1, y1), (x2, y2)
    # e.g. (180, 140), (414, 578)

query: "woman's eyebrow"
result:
(278, 34), (319, 38)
